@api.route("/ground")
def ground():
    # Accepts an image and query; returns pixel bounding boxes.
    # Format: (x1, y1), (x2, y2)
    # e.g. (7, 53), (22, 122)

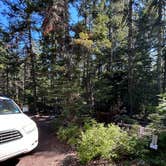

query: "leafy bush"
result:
(77, 123), (135, 164)
(57, 123), (81, 146)
(57, 118), (97, 146)
(56, 118), (150, 165)
(130, 136), (150, 159)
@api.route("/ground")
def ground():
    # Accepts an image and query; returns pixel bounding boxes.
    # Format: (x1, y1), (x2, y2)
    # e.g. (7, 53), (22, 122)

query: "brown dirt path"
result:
(1, 116), (77, 166)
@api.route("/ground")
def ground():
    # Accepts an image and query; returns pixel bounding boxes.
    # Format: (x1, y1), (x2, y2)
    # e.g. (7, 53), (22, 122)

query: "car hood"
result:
(0, 113), (34, 131)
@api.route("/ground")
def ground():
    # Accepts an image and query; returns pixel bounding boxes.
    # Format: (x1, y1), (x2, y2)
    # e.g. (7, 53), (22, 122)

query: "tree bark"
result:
(28, 17), (37, 113)
(128, 0), (133, 114)
(6, 65), (9, 96)
(163, 55), (166, 92)
(157, 0), (162, 94)
(163, 1), (166, 92)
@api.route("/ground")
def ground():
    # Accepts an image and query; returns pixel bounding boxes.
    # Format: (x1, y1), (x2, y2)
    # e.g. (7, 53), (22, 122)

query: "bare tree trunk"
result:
(128, 0), (133, 114)
(23, 58), (27, 103)
(109, 27), (113, 72)
(28, 18), (37, 113)
(6, 65), (9, 96)
(163, 1), (166, 92)
(157, 0), (162, 94)
(163, 55), (166, 92)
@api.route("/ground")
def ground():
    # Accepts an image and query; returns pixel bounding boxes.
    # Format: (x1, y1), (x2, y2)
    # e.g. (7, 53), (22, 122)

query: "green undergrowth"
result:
(56, 118), (156, 165)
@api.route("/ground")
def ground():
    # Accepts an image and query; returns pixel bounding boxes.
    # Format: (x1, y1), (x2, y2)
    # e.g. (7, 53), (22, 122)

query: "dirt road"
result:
(1, 116), (77, 166)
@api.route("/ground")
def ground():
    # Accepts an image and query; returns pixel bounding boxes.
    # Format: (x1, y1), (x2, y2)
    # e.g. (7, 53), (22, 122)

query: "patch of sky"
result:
(0, 1), (9, 28)
(69, 3), (83, 37)
(31, 13), (43, 41)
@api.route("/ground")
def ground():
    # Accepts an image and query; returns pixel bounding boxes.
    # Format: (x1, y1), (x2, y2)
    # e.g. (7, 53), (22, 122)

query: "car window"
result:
(0, 99), (21, 115)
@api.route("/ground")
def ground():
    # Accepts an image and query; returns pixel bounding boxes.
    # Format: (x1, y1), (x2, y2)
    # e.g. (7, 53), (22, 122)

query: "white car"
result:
(0, 96), (38, 162)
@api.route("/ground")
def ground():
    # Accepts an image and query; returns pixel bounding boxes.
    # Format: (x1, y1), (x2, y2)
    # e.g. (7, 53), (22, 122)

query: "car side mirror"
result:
(22, 105), (29, 112)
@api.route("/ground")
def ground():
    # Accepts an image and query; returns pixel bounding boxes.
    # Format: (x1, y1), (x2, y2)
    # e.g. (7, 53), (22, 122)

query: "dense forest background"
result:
(0, 0), (165, 122)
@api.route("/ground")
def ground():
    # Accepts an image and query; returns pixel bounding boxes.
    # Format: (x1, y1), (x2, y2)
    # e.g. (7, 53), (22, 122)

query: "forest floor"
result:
(1, 115), (79, 166)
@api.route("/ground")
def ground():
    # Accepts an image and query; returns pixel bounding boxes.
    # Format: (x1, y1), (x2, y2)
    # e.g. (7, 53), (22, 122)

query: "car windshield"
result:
(0, 99), (21, 115)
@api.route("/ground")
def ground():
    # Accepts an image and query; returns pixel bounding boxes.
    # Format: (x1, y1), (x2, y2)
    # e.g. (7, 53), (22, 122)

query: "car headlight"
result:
(23, 124), (36, 134)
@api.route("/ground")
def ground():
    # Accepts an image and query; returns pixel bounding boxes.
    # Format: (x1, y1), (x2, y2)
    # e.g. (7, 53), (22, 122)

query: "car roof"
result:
(0, 96), (10, 100)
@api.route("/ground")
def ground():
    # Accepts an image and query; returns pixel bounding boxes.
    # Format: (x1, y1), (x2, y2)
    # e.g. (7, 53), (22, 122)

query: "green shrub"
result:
(57, 123), (81, 146)
(130, 136), (150, 159)
(56, 118), (149, 165)
(82, 118), (98, 131)
(77, 123), (134, 164)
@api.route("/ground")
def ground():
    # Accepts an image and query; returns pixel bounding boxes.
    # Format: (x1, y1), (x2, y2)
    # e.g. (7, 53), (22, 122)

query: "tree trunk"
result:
(163, 55), (166, 92)
(128, 0), (133, 114)
(28, 18), (37, 113)
(163, 1), (166, 92)
(6, 65), (9, 96)
(23, 58), (27, 103)
(157, 0), (162, 94)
